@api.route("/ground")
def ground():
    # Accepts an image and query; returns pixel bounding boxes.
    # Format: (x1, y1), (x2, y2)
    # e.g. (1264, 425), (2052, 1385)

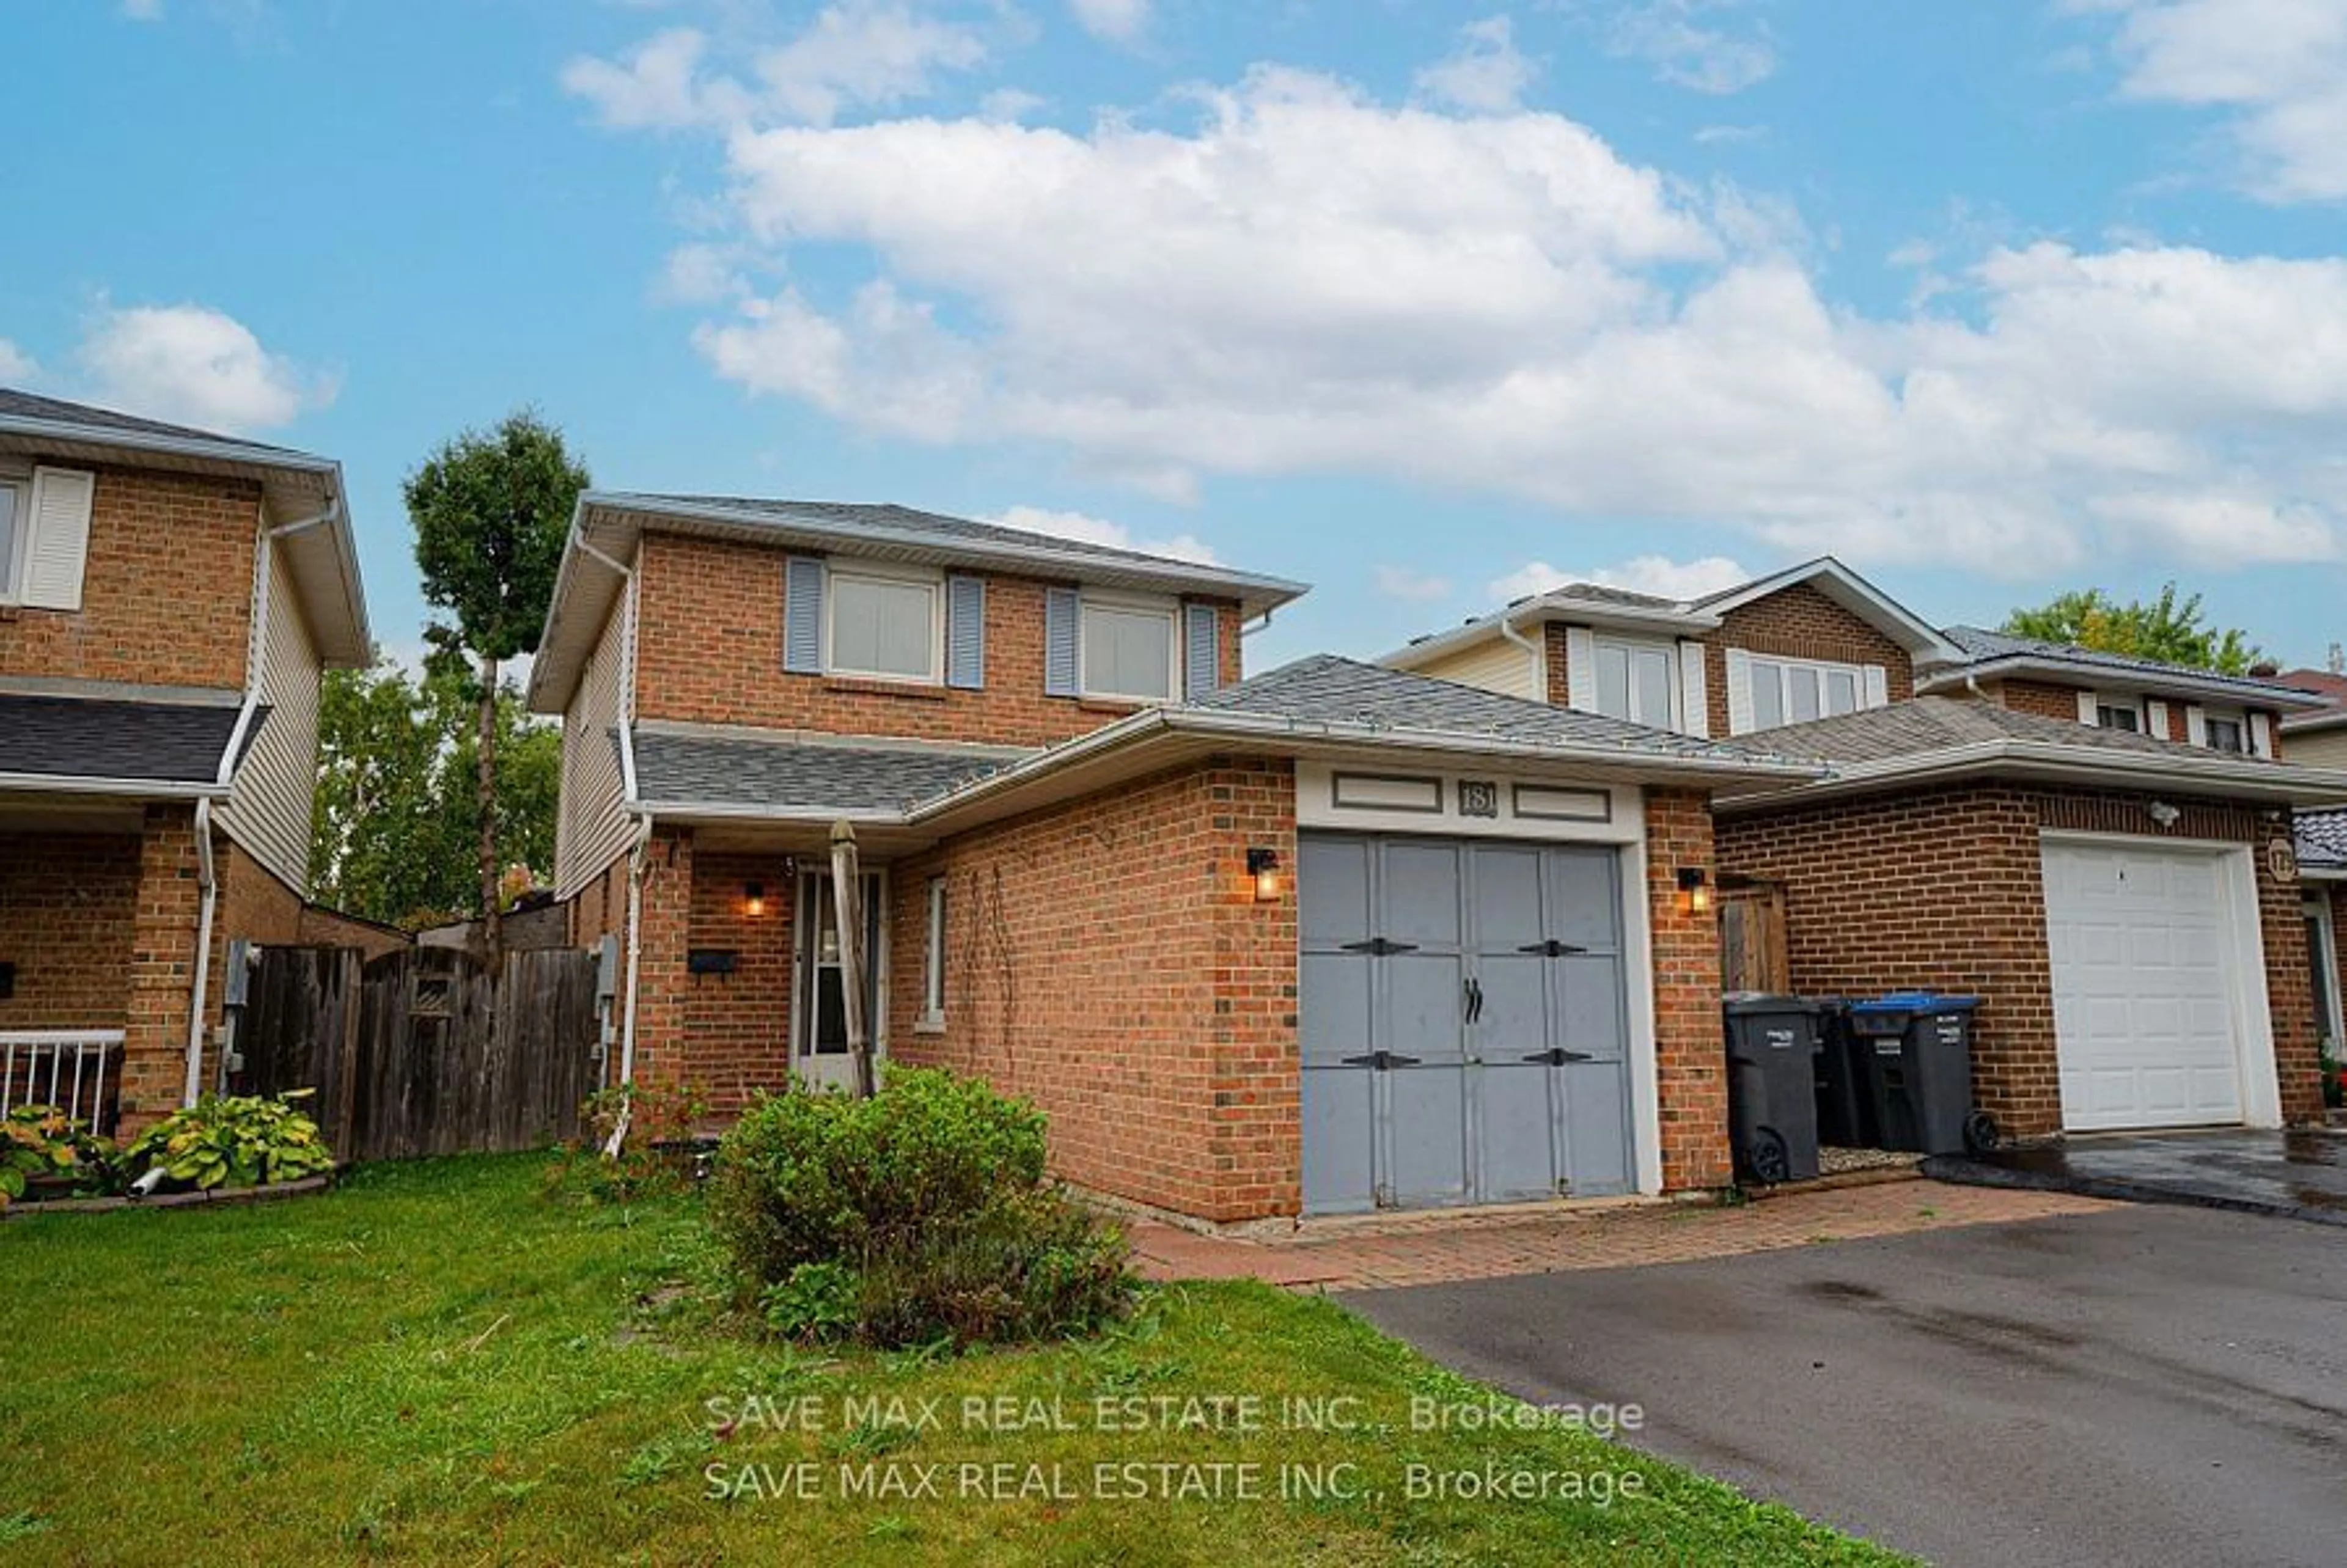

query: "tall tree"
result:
(309, 653), (559, 926)
(2001, 584), (2263, 675)
(309, 653), (563, 929)
(406, 412), (589, 954)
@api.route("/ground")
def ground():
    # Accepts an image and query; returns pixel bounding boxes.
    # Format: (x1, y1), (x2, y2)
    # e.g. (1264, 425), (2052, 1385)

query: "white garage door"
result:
(2041, 840), (2245, 1131)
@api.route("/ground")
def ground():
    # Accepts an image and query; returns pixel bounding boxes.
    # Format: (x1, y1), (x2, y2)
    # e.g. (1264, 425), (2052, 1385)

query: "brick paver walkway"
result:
(1130, 1179), (2118, 1291)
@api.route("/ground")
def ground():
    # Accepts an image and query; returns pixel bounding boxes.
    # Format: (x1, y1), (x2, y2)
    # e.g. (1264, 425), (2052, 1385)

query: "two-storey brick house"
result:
(2275, 671), (2347, 1072)
(1385, 557), (2347, 1144)
(0, 390), (371, 1131)
(531, 494), (1820, 1224)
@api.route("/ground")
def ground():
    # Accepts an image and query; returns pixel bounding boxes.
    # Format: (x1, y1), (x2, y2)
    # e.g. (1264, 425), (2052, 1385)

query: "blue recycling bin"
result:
(1847, 993), (1997, 1156)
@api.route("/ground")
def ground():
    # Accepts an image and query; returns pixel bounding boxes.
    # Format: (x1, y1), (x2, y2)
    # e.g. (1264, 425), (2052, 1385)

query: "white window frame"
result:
(0, 469), (29, 605)
(1747, 654), (1868, 730)
(823, 560), (944, 685)
(2090, 694), (2147, 733)
(919, 876), (948, 1030)
(1589, 635), (1680, 730)
(2202, 709), (2250, 756)
(1078, 591), (1181, 704)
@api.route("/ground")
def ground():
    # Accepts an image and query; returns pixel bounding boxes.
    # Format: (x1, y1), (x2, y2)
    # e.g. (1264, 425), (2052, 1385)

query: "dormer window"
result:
(2093, 699), (2143, 734)
(2205, 716), (2247, 755)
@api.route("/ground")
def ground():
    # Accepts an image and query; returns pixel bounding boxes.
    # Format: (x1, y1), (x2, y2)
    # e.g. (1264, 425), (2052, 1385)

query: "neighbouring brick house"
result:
(2277, 670), (2347, 1074)
(0, 390), (371, 1132)
(1386, 557), (2347, 1143)
(531, 495), (1818, 1224)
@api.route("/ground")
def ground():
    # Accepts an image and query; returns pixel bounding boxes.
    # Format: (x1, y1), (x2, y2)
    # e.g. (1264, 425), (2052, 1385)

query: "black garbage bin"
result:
(1811, 1001), (1878, 1149)
(1723, 995), (1824, 1183)
(1848, 994), (1997, 1156)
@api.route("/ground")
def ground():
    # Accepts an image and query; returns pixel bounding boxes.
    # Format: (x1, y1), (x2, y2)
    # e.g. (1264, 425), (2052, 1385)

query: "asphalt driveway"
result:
(1347, 1204), (2347, 1568)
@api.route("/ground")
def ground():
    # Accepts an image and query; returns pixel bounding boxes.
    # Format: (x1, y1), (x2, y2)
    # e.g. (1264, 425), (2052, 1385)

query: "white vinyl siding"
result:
(219, 540), (322, 894)
(555, 582), (636, 898)
(1416, 637), (1543, 702)
(920, 876), (948, 1027)
(828, 572), (939, 682)
(1081, 600), (1175, 702)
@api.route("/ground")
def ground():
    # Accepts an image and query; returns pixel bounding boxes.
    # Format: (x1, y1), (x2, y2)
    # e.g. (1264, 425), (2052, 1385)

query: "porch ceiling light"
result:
(2147, 801), (2182, 829)
(744, 881), (768, 918)
(1676, 866), (1713, 915)
(1247, 847), (1283, 904)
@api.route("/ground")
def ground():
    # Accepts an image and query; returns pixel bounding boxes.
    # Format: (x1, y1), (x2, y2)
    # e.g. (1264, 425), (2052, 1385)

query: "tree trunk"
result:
(831, 819), (873, 1098)
(478, 653), (501, 961)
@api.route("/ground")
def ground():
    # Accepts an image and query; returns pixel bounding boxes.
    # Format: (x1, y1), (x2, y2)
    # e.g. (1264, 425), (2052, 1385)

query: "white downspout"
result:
(601, 813), (656, 1159)
(182, 797), (218, 1108)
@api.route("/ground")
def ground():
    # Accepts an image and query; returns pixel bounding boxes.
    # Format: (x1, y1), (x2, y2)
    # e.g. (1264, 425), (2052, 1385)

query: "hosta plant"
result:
(1, 1105), (122, 1208)
(124, 1091), (336, 1192)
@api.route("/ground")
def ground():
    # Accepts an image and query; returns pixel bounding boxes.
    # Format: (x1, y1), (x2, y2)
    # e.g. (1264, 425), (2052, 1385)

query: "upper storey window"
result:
(1749, 656), (1864, 730)
(1592, 638), (1677, 729)
(1081, 599), (1177, 703)
(827, 569), (939, 683)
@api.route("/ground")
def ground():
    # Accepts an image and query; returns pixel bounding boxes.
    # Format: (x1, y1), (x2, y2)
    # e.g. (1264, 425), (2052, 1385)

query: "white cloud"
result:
(1609, 1), (1776, 95)
(598, 57), (2347, 579)
(1415, 16), (1538, 114)
(988, 504), (1220, 564)
(122, 0), (164, 20)
(1374, 565), (1455, 602)
(1489, 554), (1751, 603)
(1069, 0), (1149, 47)
(76, 303), (334, 433)
(562, 2), (988, 131)
(0, 339), (35, 382)
(2082, 0), (2347, 202)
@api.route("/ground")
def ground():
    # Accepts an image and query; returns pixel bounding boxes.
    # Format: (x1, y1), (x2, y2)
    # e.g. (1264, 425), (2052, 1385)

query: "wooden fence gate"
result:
(227, 945), (604, 1162)
(1718, 882), (1791, 995)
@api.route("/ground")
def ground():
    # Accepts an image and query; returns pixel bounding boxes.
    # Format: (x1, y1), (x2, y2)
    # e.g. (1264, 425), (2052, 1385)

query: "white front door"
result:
(795, 871), (886, 1092)
(2307, 895), (2343, 1060)
(2042, 840), (2246, 1131)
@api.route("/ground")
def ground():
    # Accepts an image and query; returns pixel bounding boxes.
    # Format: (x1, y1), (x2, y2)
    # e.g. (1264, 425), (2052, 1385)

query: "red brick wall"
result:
(1645, 788), (1732, 1190)
(1996, 680), (2087, 722)
(1703, 584), (1916, 736)
(631, 531), (1244, 748)
(1544, 623), (1570, 706)
(0, 830), (141, 1030)
(1717, 785), (2324, 1136)
(889, 757), (1300, 1223)
(0, 465), (259, 690)
(219, 840), (304, 949)
(679, 849), (799, 1113)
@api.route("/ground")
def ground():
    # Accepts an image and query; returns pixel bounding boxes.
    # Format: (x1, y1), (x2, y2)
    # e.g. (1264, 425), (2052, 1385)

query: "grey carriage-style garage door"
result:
(1299, 832), (1633, 1214)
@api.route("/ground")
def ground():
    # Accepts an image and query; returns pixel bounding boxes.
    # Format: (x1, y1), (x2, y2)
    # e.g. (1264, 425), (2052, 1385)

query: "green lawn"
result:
(0, 1157), (1904, 1566)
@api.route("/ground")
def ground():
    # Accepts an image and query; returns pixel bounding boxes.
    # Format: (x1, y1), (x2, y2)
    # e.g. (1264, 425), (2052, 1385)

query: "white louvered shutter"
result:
(1725, 647), (1755, 735)
(1678, 641), (1710, 737)
(21, 467), (95, 611)
(1565, 626), (1597, 711)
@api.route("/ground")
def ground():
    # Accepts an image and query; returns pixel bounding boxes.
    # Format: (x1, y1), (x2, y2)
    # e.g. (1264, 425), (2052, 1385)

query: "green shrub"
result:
(543, 1080), (710, 1204)
(1, 1105), (122, 1207)
(710, 1067), (1130, 1347)
(123, 1092), (335, 1192)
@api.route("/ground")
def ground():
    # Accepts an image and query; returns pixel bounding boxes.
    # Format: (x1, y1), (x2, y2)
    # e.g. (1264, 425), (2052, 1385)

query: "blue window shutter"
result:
(947, 574), (986, 690)
(1044, 587), (1081, 697)
(784, 556), (826, 674)
(1185, 604), (1222, 698)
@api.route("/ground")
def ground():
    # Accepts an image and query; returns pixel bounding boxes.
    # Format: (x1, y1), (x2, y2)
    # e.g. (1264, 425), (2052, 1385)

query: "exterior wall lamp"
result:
(1247, 848), (1284, 904)
(743, 881), (768, 918)
(1676, 866), (1713, 916)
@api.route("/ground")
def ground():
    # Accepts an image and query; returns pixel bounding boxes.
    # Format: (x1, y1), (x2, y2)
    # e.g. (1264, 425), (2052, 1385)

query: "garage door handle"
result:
(1342, 937), (1419, 956)
(1340, 1050), (1422, 1070)
(1522, 1048), (1595, 1066)
(1518, 940), (1587, 958)
(1464, 976), (1485, 1024)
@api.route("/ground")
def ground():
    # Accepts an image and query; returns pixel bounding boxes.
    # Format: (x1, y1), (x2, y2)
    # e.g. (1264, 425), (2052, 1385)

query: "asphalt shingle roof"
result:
(623, 495), (1243, 577)
(2297, 808), (2347, 870)
(1752, 695), (2279, 767)
(0, 387), (304, 457)
(1941, 625), (2319, 700)
(0, 694), (264, 784)
(1194, 655), (1793, 762)
(627, 727), (1013, 813)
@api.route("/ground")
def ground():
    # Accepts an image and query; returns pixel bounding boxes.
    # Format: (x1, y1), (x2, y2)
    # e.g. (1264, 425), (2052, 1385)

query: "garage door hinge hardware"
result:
(1521, 1048), (1595, 1066)
(1518, 940), (1587, 957)
(1341, 1050), (1422, 1070)
(1342, 937), (1419, 956)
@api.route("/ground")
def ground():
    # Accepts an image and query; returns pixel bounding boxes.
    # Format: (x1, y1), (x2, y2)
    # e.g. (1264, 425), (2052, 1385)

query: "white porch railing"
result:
(0, 1030), (128, 1135)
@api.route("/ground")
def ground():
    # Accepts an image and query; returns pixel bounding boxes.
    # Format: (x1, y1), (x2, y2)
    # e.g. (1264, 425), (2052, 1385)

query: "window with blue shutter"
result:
(784, 555), (826, 674)
(1044, 587), (1081, 697)
(947, 574), (986, 689)
(1185, 604), (1222, 698)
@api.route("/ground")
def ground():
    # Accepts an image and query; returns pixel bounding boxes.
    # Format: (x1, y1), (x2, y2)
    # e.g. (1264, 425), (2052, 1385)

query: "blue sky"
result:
(7, 0), (2346, 673)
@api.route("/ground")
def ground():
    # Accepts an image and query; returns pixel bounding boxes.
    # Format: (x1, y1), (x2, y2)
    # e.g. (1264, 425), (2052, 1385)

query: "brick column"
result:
(118, 804), (204, 1129)
(628, 826), (692, 1095)
(1207, 757), (1301, 1221)
(2261, 822), (2324, 1125)
(1647, 787), (1731, 1191)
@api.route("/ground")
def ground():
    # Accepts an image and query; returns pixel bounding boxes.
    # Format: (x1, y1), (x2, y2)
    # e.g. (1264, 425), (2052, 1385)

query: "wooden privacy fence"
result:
(1719, 882), (1791, 995)
(226, 945), (606, 1162)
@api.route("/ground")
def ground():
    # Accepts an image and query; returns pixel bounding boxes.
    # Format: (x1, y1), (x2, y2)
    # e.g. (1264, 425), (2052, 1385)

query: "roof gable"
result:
(1930, 626), (2330, 709)
(1692, 558), (1961, 663)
